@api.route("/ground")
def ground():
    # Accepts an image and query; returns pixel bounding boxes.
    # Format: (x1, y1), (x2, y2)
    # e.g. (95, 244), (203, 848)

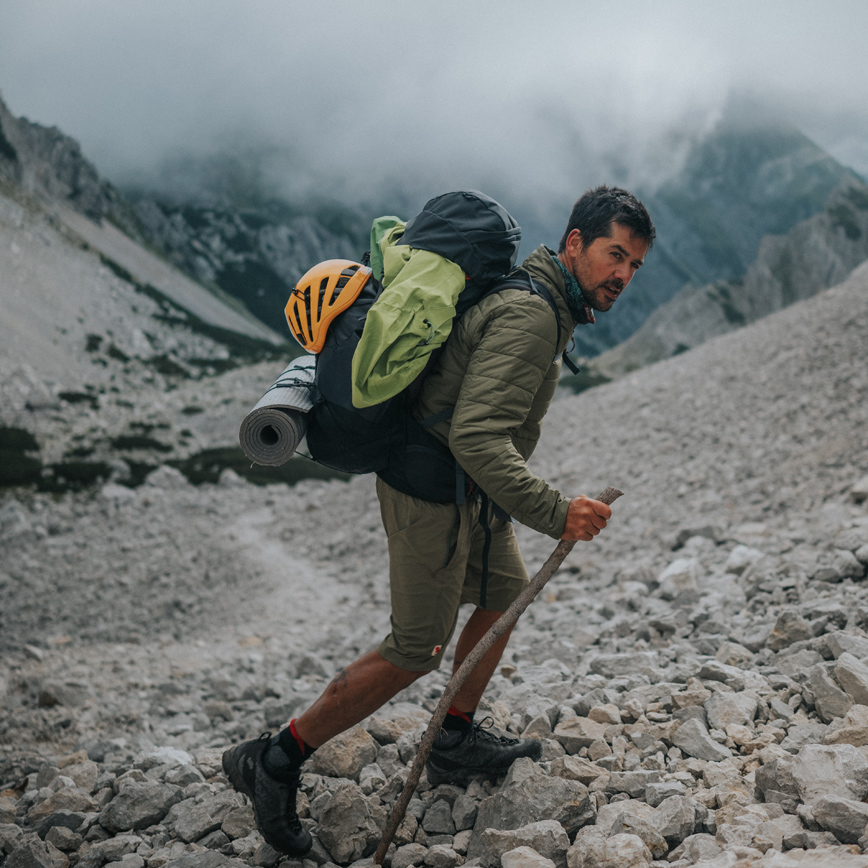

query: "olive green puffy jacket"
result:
(416, 245), (579, 539)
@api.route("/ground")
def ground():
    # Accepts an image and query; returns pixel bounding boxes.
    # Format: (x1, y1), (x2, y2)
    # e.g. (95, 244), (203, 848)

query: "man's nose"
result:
(615, 263), (632, 286)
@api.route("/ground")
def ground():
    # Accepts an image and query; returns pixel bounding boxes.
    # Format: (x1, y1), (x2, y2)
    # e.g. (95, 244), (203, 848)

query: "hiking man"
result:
(223, 185), (655, 856)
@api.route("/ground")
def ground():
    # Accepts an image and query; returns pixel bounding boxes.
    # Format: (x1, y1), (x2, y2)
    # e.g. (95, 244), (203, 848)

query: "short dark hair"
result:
(558, 185), (655, 253)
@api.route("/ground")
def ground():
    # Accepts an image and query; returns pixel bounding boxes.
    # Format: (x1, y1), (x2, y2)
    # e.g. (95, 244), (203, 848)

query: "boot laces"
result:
(469, 716), (519, 746)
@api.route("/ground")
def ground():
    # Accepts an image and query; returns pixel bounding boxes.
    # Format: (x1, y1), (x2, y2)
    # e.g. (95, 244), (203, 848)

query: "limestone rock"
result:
(671, 718), (731, 762)
(806, 664), (853, 723)
(789, 743), (868, 804)
(468, 774), (594, 858)
(501, 846), (556, 868)
(100, 781), (183, 833)
(552, 717), (607, 753)
(667, 833), (722, 864)
(768, 610), (814, 651)
(566, 827), (651, 868)
(656, 558), (700, 601)
(834, 653), (868, 705)
(478, 820), (570, 868)
(315, 781), (385, 864)
(550, 755), (607, 786)
(306, 725), (379, 781)
(812, 795), (868, 844)
(164, 792), (240, 844)
(608, 813), (667, 858)
(650, 795), (702, 846)
(5, 834), (67, 868)
(705, 691), (758, 730)
(367, 703), (429, 745)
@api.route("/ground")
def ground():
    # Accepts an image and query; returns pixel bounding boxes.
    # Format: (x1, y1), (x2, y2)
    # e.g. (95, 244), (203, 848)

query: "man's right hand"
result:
(561, 495), (612, 541)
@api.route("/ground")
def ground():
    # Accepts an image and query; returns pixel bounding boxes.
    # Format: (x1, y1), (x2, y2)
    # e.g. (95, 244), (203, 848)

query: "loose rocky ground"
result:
(2, 262), (868, 868)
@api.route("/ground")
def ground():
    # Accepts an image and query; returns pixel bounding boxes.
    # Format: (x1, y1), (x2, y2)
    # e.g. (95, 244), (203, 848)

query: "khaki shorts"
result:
(376, 477), (528, 672)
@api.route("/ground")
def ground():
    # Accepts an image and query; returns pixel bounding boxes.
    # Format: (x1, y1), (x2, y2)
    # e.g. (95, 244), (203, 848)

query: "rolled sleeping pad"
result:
(238, 357), (317, 466)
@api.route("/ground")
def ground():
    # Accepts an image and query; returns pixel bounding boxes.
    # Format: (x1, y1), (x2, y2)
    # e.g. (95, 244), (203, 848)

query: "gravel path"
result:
(1, 261), (868, 867)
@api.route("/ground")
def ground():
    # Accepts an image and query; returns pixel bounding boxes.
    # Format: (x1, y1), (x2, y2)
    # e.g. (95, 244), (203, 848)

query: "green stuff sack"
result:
(350, 190), (522, 408)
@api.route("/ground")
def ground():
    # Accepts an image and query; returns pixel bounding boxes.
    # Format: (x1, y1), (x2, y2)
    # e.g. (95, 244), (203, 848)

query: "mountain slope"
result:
(0, 92), (284, 347)
(573, 104), (864, 357)
(1, 234), (867, 868)
(125, 151), (372, 336)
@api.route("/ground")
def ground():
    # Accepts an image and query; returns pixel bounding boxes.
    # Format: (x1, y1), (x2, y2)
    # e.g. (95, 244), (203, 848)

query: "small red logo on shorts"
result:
(431, 645), (442, 656)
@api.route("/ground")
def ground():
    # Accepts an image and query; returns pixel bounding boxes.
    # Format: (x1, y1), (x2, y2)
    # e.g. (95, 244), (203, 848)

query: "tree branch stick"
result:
(373, 487), (624, 863)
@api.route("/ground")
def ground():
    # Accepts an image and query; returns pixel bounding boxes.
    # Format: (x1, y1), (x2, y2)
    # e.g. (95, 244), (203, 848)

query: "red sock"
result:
(444, 705), (474, 734)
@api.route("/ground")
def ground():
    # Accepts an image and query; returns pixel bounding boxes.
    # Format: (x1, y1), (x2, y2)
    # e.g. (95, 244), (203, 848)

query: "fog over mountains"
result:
(2, 89), (868, 868)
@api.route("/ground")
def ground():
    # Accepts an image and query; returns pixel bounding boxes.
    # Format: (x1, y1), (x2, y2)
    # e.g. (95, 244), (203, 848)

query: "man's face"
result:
(560, 222), (648, 312)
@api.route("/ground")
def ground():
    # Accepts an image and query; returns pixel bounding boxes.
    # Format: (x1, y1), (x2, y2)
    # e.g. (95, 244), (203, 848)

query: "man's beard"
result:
(582, 281), (622, 312)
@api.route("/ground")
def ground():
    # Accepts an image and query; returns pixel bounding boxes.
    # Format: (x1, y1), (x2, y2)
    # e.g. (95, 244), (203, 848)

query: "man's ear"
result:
(566, 229), (584, 254)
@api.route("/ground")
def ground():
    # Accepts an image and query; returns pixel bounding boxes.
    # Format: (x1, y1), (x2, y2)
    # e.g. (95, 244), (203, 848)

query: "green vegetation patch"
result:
(1, 426), (40, 452)
(0, 427), (42, 488)
(845, 186), (868, 211)
(560, 368), (612, 395)
(59, 391), (100, 410)
(99, 254), (135, 284)
(147, 354), (190, 378)
(828, 202), (862, 240)
(707, 283), (746, 326)
(111, 434), (173, 453)
(0, 451), (42, 486)
(65, 445), (95, 459)
(171, 446), (349, 487)
(38, 461), (112, 493)
(107, 344), (130, 363)
(136, 282), (292, 365)
(188, 357), (239, 375)
(0, 128), (18, 163)
(121, 461), (157, 488)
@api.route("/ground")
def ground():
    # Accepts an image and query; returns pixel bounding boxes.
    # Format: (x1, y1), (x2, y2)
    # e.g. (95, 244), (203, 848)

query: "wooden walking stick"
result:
(373, 487), (623, 864)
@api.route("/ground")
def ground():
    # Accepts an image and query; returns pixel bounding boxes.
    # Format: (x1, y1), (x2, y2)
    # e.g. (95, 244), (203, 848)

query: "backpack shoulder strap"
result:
(480, 270), (581, 374)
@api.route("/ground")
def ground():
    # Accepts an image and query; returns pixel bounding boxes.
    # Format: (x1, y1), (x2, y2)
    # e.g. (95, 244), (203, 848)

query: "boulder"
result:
(552, 717), (607, 753)
(477, 820), (570, 868)
(671, 718), (731, 762)
(315, 781), (386, 864)
(790, 743), (868, 803)
(306, 725), (379, 781)
(812, 795), (868, 844)
(100, 781), (183, 833)
(835, 653), (868, 705)
(468, 773), (594, 859)
(806, 664), (853, 723)
(566, 827), (651, 868)
(705, 691), (758, 730)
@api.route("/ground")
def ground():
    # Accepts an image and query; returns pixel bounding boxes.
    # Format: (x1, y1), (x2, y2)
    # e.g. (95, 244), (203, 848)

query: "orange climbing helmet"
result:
(285, 259), (372, 353)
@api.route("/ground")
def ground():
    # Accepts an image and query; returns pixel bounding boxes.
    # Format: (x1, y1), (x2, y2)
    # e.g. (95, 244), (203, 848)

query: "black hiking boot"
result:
(222, 733), (312, 857)
(425, 717), (542, 785)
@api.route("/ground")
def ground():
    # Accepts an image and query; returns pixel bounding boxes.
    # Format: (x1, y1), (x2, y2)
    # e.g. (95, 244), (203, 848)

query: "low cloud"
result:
(1, 0), (866, 216)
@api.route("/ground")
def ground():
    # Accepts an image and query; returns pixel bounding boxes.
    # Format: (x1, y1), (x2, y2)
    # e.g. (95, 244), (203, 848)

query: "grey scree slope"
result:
(1, 262), (868, 867)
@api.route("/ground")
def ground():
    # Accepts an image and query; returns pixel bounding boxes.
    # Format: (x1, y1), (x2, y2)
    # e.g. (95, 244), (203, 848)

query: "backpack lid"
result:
(399, 190), (521, 284)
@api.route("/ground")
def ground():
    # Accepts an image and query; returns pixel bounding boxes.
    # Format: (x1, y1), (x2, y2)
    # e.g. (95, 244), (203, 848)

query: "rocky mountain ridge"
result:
(559, 106), (865, 357)
(0, 93), (141, 240)
(130, 195), (366, 337)
(4, 90), (863, 367)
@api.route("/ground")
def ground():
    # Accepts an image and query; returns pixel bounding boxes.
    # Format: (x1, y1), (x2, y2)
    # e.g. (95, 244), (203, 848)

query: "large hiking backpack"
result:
(291, 190), (565, 503)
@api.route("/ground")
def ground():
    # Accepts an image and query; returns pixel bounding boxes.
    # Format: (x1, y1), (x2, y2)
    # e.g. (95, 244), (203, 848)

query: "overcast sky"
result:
(1, 0), (866, 216)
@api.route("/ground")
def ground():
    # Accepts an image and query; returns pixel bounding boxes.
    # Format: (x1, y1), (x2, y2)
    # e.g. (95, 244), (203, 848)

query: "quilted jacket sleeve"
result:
(443, 290), (571, 538)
